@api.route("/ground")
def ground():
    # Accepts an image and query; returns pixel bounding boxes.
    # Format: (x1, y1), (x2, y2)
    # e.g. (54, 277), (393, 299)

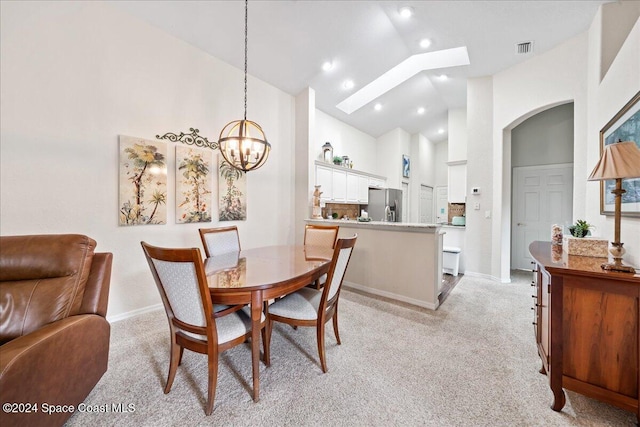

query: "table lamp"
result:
(588, 140), (640, 273)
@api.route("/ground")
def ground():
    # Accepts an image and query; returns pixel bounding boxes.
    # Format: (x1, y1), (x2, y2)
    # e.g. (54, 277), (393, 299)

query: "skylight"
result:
(336, 47), (470, 115)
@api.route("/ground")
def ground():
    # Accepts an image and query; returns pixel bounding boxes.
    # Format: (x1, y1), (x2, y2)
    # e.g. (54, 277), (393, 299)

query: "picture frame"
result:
(599, 91), (640, 217)
(118, 135), (167, 226)
(402, 154), (410, 178)
(175, 145), (214, 224)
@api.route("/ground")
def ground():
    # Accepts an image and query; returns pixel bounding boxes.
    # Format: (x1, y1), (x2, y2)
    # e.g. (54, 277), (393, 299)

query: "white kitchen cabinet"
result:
(448, 163), (467, 203)
(313, 161), (385, 204)
(332, 169), (346, 202)
(368, 177), (386, 188)
(358, 175), (369, 203)
(346, 173), (359, 203)
(315, 164), (333, 202)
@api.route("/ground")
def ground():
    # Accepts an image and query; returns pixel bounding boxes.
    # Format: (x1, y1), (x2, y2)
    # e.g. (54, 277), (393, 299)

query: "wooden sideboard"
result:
(529, 241), (640, 423)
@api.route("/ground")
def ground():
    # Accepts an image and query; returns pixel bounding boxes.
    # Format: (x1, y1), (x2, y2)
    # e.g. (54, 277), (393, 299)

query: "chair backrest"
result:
(0, 234), (98, 344)
(199, 226), (241, 258)
(141, 242), (213, 341)
(304, 224), (339, 248)
(323, 234), (357, 303)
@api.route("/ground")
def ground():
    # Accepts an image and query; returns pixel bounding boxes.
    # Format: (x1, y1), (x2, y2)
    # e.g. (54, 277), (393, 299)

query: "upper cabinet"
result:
(448, 161), (467, 203)
(315, 164), (333, 202)
(332, 169), (347, 202)
(314, 161), (385, 204)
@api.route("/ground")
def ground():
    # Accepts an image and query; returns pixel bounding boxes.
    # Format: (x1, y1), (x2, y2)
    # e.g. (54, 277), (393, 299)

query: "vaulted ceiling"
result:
(114, 1), (609, 142)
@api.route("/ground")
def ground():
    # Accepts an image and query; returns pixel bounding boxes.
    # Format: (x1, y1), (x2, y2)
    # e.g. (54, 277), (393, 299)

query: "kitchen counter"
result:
(306, 218), (441, 233)
(305, 218), (444, 309)
(439, 223), (466, 229)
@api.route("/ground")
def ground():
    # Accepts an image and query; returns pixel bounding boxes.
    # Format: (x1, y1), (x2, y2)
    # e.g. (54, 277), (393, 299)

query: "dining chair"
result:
(198, 226), (241, 258)
(303, 224), (339, 289)
(266, 234), (357, 373)
(141, 241), (265, 415)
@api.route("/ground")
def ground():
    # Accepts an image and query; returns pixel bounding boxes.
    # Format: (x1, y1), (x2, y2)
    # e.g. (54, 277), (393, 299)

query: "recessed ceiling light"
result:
(342, 80), (354, 90)
(419, 38), (431, 49)
(374, 103), (382, 111)
(438, 128), (445, 134)
(322, 61), (334, 71)
(417, 107), (426, 114)
(439, 74), (448, 80)
(399, 6), (414, 18)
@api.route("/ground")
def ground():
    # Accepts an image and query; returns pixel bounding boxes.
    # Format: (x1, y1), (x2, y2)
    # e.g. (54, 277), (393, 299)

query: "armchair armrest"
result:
(80, 252), (113, 316)
(0, 315), (110, 427)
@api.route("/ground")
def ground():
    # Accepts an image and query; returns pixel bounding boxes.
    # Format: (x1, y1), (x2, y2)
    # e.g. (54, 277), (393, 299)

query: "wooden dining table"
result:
(204, 245), (333, 402)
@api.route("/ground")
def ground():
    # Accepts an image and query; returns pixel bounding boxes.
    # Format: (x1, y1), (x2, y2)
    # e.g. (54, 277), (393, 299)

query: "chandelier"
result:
(218, 0), (271, 172)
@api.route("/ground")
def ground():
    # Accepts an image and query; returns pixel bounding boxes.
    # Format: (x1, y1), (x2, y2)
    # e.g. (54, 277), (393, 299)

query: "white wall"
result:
(295, 88), (315, 244)
(448, 108), (468, 162)
(0, 1), (296, 320)
(463, 5), (639, 281)
(375, 127), (411, 190)
(586, 8), (640, 268)
(434, 142), (448, 187)
(315, 109), (377, 174)
(511, 103), (574, 168)
(466, 77), (494, 278)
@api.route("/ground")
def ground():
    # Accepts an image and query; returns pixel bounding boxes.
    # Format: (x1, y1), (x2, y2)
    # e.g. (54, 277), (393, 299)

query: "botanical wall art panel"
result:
(176, 145), (214, 223)
(219, 158), (247, 221)
(119, 135), (167, 225)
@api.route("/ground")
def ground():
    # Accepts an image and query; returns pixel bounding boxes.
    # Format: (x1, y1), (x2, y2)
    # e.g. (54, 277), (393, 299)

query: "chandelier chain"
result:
(244, 0), (248, 121)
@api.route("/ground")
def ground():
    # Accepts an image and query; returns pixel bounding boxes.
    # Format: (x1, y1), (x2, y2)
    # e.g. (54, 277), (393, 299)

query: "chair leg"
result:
(317, 322), (327, 373)
(266, 315), (274, 363)
(262, 326), (270, 367)
(332, 311), (341, 345)
(178, 346), (185, 365)
(205, 350), (218, 415)
(165, 338), (181, 394)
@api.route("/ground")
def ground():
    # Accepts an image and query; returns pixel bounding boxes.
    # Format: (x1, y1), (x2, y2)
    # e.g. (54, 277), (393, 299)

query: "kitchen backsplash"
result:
(322, 203), (360, 220)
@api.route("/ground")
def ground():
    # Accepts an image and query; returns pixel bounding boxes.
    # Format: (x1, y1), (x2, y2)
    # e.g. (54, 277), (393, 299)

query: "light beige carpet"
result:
(65, 272), (636, 426)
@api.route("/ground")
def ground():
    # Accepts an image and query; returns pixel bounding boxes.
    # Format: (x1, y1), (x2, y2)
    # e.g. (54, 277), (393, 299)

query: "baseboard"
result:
(463, 271), (510, 283)
(107, 303), (163, 324)
(343, 281), (439, 310)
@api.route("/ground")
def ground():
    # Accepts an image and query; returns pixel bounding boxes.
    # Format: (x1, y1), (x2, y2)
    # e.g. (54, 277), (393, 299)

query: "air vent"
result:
(515, 41), (534, 55)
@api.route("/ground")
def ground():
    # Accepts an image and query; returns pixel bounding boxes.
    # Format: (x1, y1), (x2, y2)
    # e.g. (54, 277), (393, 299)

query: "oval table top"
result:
(205, 245), (333, 291)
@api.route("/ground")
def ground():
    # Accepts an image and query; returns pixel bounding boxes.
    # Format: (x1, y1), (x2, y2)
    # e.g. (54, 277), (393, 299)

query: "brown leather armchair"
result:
(0, 234), (113, 427)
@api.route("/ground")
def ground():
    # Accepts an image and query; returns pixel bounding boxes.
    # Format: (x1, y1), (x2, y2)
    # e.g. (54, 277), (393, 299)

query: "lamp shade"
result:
(588, 141), (640, 181)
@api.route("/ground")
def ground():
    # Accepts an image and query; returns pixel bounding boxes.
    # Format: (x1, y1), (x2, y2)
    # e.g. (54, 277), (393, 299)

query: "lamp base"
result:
(600, 261), (637, 273)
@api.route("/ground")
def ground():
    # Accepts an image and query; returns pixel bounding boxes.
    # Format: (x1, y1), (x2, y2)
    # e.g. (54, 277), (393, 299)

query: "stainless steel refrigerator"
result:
(368, 188), (403, 222)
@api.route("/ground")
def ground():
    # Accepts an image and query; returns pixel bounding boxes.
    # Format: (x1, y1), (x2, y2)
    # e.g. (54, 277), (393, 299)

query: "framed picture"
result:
(599, 91), (640, 217)
(402, 154), (410, 178)
(119, 136), (167, 226)
(219, 158), (247, 221)
(176, 145), (214, 223)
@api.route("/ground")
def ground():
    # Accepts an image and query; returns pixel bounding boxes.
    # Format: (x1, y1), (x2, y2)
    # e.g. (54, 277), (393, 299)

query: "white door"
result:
(512, 164), (573, 270)
(401, 182), (409, 222)
(420, 185), (434, 223)
(436, 186), (448, 223)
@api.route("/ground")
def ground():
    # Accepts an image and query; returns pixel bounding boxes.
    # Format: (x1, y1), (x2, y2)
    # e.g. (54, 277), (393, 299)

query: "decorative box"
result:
(563, 236), (609, 258)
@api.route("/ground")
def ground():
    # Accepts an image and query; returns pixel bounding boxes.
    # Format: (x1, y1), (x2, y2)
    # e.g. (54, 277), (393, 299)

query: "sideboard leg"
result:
(539, 364), (546, 375)
(550, 388), (566, 412)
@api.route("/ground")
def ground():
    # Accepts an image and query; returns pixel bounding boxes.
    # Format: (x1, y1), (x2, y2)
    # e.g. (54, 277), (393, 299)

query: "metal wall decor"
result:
(156, 127), (218, 150)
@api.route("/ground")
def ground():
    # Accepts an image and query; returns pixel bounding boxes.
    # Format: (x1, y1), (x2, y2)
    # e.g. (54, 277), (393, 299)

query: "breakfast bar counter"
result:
(306, 219), (444, 309)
